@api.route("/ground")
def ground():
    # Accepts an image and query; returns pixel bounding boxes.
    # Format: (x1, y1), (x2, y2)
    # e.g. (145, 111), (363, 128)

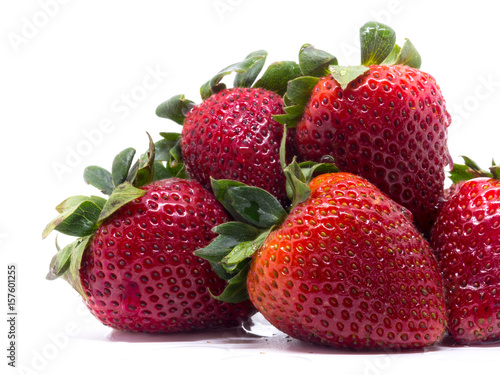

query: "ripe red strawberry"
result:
(181, 87), (288, 202)
(248, 172), (446, 349)
(430, 158), (500, 344)
(278, 22), (451, 235)
(43, 141), (255, 333)
(196, 168), (447, 350)
(155, 51), (302, 204)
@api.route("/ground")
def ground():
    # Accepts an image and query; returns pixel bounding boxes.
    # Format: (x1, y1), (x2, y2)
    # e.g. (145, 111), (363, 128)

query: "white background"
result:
(2, 1), (500, 374)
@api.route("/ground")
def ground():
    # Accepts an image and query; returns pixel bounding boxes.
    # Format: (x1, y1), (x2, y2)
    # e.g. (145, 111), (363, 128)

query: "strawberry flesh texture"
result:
(296, 65), (451, 235)
(80, 178), (255, 333)
(182, 88), (289, 203)
(247, 173), (446, 349)
(431, 177), (500, 344)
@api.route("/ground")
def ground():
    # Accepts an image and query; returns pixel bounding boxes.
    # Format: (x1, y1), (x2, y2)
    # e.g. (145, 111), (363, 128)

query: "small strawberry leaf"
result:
(155, 133), (181, 161)
(286, 76), (320, 106)
(153, 160), (170, 181)
(221, 228), (271, 272)
(381, 44), (401, 65)
(490, 160), (500, 179)
(83, 166), (113, 195)
(329, 65), (370, 90)
(200, 51), (268, 100)
(395, 39), (421, 69)
(299, 161), (339, 183)
(234, 50), (267, 88)
(284, 159), (310, 208)
(211, 178), (248, 222)
(42, 196), (104, 239)
(62, 236), (92, 299)
(253, 61), (302, 96)
(209, 262), (251, 304)
(155, 94), (195, 125)
(111, 148), (136, 188)
(133, 133), (156, 188)
(97, 182), (146, 223)
(360, 21), (396, 66)
(449, 164), (477, 184)
(449, 155), (493, 183)
(299, 44), (338, 77)
(46, 238), (73, 280)
(226, 186), (287, 228)
(194, 222), (262, 263)
(272, 104), (304, 127)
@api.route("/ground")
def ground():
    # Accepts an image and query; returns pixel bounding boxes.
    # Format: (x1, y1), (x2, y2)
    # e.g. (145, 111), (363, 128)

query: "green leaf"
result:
(279, 125), (288, 170)
(286, 76), (319, 106)
(209, 262), (251, 304)
(253, 61), (302, 96)
(155, 133), (185, 178)
(490, 160), (500, 179)
(299, 161), (339, 183)
(395, 39), (421, 68)
(213, 221), (263, 238)
(194, 222), (262, 263)
(381, 44), (401, 65)
(98, 182), (146, 223)
(83, 166), (113, 195)
(360, 21), (396, 66)
(449, 156), (493, 183)
(155, 94), (195, 125)
(46, 238), (73, 280)
(449, 163), (477, 184)
(200, 51), (268, 100)
(111, 148), (136, 188)
(234, 50), (267, 88)
(155, 133), (181, 161)
(329, 65), (370, 90)
(298, 44), (338, 77)
(272, 104), (305, 127)
(42, 196), (103, 239)
(227, 186), (287, 228)
(153, 160), (170, 181)
(284, 159), (311, 208)
(89, 195), (107, 210)
(133, 133), (156, 188)
(211, 178), (248, 222)
(62, 236), (92, 299)
(222, 228), (270, 272)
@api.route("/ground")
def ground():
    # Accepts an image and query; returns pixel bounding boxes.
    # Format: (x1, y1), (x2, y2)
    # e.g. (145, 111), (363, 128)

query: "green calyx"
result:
(155, 50), (302, 126)
(274, 21), (422, 127)
(449, 156), (500, 183)
(43, 133), (185, 297)
(194, 128), (337, 303)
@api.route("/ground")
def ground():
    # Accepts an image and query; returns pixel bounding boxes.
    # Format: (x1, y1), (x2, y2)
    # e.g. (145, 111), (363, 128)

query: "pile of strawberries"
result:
(44, 22), (500, 350)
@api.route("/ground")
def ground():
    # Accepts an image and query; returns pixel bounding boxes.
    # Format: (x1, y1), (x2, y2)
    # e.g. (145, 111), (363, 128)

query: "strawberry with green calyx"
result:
(275, 21), (451, 236)
(43, 136), (255, 333)
(430, 156), (500, 344)
(155, 51), (302, 204)
(196, 156), (446, 350)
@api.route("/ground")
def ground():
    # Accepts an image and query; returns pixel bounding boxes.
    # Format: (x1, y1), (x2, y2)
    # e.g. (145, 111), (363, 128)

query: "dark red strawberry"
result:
(276, 22), (451, 235)
(430, 157), (500, 344)
(156, 51), (302, 204)
(195, 165), (446, 350)
(43, 139), (255, 333)
(181, 87), (288, 202)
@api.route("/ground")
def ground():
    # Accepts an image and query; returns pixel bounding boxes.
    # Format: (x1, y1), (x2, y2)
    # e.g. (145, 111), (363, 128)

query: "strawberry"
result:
(275, 22), (452, 235)
(43, 138), (255, 333)
(196, 163), (447, 350)
(181, 87), (288, 202)
(156, 51), (302, 204)
(430, 157), (500, 344)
